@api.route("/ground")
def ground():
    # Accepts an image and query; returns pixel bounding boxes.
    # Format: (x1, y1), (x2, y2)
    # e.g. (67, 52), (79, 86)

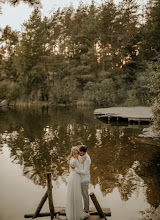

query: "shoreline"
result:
(1, 99), (151, 108)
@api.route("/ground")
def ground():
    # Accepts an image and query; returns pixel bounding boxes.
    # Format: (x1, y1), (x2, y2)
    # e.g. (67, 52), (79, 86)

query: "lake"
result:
(0, 106), (160, 220)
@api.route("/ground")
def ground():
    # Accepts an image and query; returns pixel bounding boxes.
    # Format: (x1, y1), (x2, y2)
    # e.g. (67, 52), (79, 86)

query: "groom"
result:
(72, 145), (91, 214)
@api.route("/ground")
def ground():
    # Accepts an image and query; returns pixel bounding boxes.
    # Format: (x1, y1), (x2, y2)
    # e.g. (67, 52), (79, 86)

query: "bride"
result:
(66, 146), (89, 220)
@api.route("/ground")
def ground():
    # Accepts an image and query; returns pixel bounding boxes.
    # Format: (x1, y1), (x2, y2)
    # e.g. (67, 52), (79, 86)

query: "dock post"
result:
(25, 172), (56, 219)
(90, 192), (107, 219)
(47, 172), (55, 220)
(117, 117), (119, 124)
(32, 190), (48, 219)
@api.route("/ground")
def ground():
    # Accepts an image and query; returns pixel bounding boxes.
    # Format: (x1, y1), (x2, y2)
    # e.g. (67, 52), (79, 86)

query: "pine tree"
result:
(14, 8), (51, 100)
(140, 0), (160, 60)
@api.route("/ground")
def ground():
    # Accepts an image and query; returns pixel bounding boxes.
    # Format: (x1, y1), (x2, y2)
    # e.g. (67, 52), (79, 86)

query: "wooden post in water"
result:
(25, 174), (111, 219)
(25, 172), (55, 219)
(32, 190), (48, 219)
(47, 172), (55, 220)
(90, 192), (107, 219)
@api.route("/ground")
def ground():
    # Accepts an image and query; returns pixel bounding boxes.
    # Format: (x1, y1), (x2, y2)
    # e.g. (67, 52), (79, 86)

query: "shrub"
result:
(83, 79), (116, 106)
(152, 95), (160, 137)
(0, 80), (8, 100)
(51, 77), (77, 104)
(0, 80), (20, 101)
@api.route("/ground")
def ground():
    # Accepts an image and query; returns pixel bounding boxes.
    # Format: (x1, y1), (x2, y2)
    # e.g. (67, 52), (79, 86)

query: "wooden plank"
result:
(25, 212), (107, 219)
(58, 216), (107, 220)
(32, 190), (48, 219)
(24, 213), (52, 218)
(94, 107), (152, 121)
(90, 208), (111, 216)
(90, 193), (107, 219)
(47, 172), (55, 219)
(55, 207), (111, 216)
(24, 207), (111, 218)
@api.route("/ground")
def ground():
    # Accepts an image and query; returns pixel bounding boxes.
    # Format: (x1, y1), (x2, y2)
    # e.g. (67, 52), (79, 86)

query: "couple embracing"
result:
(66, 145), (91, 220)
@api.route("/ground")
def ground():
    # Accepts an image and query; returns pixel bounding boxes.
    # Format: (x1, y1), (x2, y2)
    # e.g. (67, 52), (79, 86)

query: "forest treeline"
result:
(0, 0), (160, 110)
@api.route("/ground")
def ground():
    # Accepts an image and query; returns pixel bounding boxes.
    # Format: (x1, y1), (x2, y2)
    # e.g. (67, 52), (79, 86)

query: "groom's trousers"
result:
(81, 181), (90, 212)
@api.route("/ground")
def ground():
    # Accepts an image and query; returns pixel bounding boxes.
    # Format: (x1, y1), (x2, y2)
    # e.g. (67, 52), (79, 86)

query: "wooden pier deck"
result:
(94, 107), (152, 124)
(25, 173), (111, 220)
(54, 207), (111, 219)
(58, 216), (109, 219)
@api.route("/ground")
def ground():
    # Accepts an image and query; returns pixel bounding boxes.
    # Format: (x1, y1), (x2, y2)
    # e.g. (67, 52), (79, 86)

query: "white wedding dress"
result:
(66, 157), (87, 220)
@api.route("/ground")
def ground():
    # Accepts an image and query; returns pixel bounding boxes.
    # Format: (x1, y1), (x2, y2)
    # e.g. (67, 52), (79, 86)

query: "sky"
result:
(0, 0), (147, 31)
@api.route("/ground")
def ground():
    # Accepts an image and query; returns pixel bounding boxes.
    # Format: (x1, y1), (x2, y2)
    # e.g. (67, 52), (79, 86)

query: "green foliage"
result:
(123, 89), (140, 106)
(124, 71), (150, 106)
(148, 59), (160, 98)
(51, 77), (77, 104)
(83, 78), (116, 106)
(0, 0), (160, 109)
(0, 80), (20, 101)
(152, 95), (160, 136)
(140, 0), (160, 59)
(148, 56), (160, 135)
(0, 80), (8, 99)
(7, 0), (40, 6)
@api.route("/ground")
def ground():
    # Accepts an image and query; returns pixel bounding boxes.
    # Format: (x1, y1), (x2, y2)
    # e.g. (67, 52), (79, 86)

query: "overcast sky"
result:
(0, 0), (147, 31)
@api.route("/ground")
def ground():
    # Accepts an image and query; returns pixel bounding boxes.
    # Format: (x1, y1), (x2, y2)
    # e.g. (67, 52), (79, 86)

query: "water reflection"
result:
(0, 106), (160, 210)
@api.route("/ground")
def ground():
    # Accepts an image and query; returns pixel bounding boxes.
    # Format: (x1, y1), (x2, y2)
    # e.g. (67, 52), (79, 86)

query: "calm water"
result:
(0, 106), (160, 220)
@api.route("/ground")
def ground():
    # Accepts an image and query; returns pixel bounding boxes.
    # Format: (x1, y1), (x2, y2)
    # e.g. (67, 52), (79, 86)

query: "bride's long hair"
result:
(67, 146), (79, 161)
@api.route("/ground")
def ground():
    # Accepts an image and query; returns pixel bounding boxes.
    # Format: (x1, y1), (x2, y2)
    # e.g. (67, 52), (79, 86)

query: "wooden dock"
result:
(24, 173), (111, 220)
(94, 107), (152, 124)
(58, 215), (109, 220)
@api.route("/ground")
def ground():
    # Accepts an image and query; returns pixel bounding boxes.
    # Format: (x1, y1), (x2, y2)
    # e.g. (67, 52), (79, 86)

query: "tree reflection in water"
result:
(0, 106), (160, 208)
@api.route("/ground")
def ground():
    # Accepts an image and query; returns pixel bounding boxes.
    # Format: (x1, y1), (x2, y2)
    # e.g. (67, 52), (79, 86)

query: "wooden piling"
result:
(25, 207), (111, 218)
(32, 190), (48, 219)
(25, 213), (51, 218)
(25, 173), (111, 219)
(90, 192), (107, 219)
(47, 172), (55, 219)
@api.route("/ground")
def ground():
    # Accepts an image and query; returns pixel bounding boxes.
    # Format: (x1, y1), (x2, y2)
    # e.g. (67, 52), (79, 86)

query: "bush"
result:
(148, 56), (160, 136)
(51, 77), (77, 104)
(123, 89), (140, 106)
(83, 79), (116, 106)
(0, 80), (8, 100)
(0, 80), (20, 101)
(152, 95), (160, 137)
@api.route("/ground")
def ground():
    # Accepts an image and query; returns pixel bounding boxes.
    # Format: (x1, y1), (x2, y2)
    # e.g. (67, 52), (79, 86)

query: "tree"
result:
(148, 56), (160, 136)
(140, 0), (160, 60)
(117, 0), (140, 79)
(65, 1), (99, 91)
(0, 0), (158, 107)
(14, 8), (51, 100)
(7, 0), (40, 6)
(0, 25), (19, 81)
(98, 0), (118, 71)
(0, 0), (40, 14)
